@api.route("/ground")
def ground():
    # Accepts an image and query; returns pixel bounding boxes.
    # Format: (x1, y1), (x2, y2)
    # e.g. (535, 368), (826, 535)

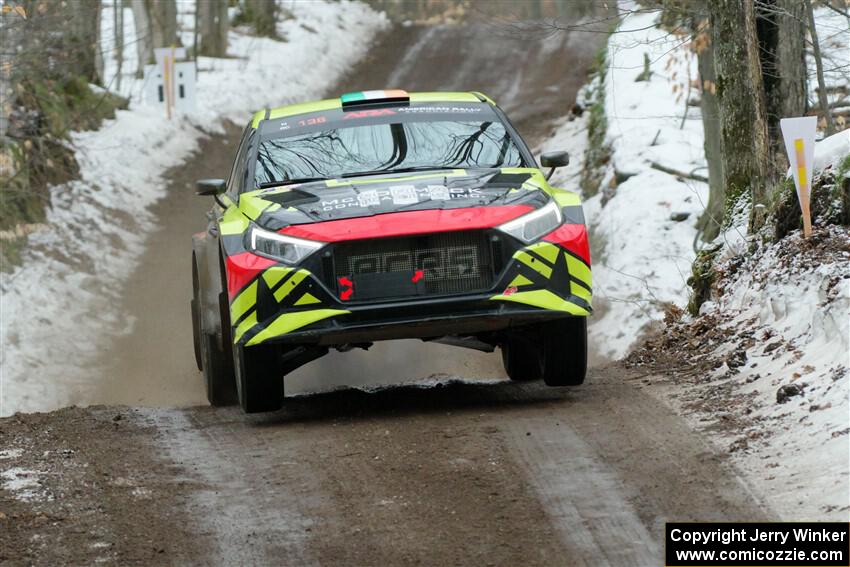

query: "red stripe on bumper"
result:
(279, 206), (533, 242)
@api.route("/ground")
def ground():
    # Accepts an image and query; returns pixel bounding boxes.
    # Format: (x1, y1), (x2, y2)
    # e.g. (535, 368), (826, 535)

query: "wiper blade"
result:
(341, 166), (453, 179)
(258, 177), (327, 189)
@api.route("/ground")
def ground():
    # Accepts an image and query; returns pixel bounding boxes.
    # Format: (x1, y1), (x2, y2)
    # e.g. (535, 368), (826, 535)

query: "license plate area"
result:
(331, 231), (496, 302)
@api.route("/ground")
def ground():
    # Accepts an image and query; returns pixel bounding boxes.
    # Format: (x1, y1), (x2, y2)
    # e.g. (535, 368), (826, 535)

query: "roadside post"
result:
(779, 116), (817, 238)
(144, 47), (196, 118)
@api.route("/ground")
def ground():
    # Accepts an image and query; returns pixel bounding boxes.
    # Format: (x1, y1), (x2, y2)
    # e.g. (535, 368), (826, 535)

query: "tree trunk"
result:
(130, 0), (152, 77)
(805, 0), (836, 135)
(775, 0), (807, 121)
(757, 0), (807, 168)
(65, 0), (102, 85)
(147, 0), (179, 50)
(0, 6), (21, 139)
(199, 0), (229, 57)
(93, 1), (104, 85)
(245, 0), (278, 38)
(695, 32), (725, 241)
(709, 0), (771, 233)
(114, 0), (125, 91)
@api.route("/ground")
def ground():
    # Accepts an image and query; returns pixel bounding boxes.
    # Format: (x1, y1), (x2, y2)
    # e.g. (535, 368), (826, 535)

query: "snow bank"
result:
(540, 10), (708, 360)
(0, 1), (388, 416)
(637, 225), (850, 520)
(715, 239), (848, 521)
(813, 129), (850, 173)
(690, 130), (850, 521)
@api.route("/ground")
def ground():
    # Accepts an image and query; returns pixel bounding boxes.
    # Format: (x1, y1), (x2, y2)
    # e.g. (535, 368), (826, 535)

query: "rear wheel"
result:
(541, 317), (587, 386)
(233, 343), (284, 413)
(501, 335), (542, 381)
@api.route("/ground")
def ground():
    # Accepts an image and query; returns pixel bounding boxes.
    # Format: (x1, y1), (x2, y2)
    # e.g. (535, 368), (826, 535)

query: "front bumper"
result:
(225, 224), (592, 347)
(269, 293), (587, 345)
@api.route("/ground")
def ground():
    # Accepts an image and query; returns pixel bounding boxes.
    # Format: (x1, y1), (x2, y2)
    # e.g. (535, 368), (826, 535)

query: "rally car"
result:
(191, 90), (592, 413)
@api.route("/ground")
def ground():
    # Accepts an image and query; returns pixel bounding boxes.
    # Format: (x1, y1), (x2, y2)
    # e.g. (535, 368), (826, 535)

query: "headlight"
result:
(498, 199), (562, 243)
(249, 226), (324, 264)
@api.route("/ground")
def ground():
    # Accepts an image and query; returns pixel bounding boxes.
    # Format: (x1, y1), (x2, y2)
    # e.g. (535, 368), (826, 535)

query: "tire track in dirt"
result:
(138, 369), (772, 565)
(137, 408), (320, 565)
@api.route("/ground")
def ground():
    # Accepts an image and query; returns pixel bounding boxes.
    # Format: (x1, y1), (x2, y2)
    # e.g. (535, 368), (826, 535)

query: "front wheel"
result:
(541, 317), (587, 386)
(194, 257), (236, 406)
(501, 336), (542, 381)
(233, 343), (284, 413)
(200, 328), (238, 406)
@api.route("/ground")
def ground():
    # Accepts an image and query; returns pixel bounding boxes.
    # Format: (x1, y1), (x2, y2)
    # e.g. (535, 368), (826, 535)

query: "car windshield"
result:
(254, 119), (524, 187)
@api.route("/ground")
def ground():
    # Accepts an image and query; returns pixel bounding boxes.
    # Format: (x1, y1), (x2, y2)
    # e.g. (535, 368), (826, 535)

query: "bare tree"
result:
(199, 0), (229, 57)
(130, 0), (179, 76)
(693, 27), (725, 241)
(805, 0), (836, 135)
(709, 0), (771, 232)
(147, 0), (179, 50)
(774, 0), (807, 122)
(242, 0), (279, 37)
(130, 0), (152, 76)
(756, 0), (808, 161)
(114, 0), (125, 90)
(57, 0), (104, 85)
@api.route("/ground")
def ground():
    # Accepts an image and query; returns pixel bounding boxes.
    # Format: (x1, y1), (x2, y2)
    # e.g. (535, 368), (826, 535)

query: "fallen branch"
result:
(650, 161), (709, 183)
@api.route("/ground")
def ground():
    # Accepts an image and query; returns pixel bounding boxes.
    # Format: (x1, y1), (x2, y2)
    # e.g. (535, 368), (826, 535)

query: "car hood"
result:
(239, 168), (554, 231)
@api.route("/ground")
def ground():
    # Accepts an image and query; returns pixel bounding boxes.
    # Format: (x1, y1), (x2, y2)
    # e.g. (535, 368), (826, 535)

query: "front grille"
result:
(329, 230), (496, 302)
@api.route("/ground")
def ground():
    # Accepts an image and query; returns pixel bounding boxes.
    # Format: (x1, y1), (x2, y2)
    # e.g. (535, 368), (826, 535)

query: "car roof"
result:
(250, 91), (497, 129)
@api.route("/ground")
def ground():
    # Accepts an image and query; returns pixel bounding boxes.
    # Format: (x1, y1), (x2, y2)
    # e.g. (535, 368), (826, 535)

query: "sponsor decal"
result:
(390, 185), (418, 205)
(342, 109), (397, 120)
(357, 190), (381, 207)
(320, 186), (484, 211)
(426, 185), (450, 200)
(503, 286), (518, 296)
(396, 106), (483, 114)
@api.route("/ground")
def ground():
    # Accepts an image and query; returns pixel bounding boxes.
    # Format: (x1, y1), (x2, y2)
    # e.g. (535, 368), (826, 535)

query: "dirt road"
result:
(1, 369), (772, 566)
(2, 16), (775, 567)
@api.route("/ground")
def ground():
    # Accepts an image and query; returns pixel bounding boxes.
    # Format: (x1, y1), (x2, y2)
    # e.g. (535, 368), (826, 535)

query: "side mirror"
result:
(540, 151), (569, 180)
(196, 179), (226, 196)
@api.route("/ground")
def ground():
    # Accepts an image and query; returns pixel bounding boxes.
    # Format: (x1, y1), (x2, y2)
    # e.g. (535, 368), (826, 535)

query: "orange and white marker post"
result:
(780, 116), (817, 238)
(162, 46), (178, 120)
(154, 46), (185, 120)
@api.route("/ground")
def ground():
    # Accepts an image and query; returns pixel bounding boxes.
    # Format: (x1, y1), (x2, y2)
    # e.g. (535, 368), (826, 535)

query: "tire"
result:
(541, 317), (587, 387)
(190, 298), (203, 371)
(191, 259), (203, 371)
(200, 327), (238, 406)
(501, 335), (542, 382)
(233, 343), (284, 413)
(194, 255), (237, 406)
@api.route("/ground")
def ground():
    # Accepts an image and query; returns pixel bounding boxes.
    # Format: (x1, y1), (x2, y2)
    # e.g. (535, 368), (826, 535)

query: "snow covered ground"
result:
(704, 233), (848, 520)
(684, 128), (849, 521)
(541, 9), (708, 360)
(0, 1), (388, 416)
